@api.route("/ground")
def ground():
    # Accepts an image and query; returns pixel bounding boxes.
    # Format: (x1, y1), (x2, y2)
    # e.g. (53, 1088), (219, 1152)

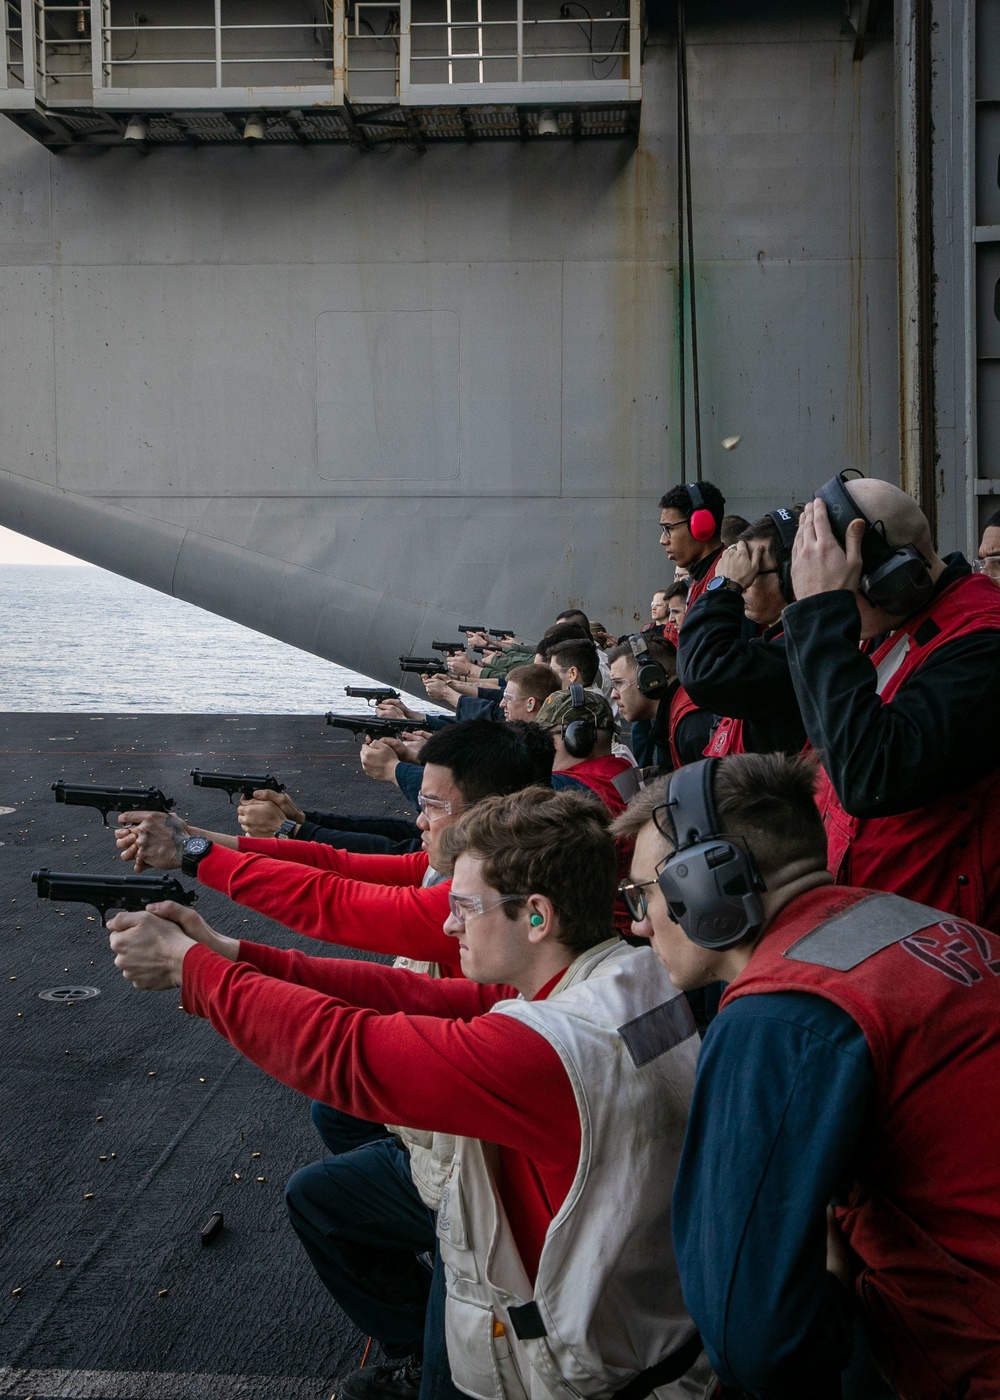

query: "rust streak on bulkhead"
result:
(842, 38), (870, 475)
(607, 136), (668, 602)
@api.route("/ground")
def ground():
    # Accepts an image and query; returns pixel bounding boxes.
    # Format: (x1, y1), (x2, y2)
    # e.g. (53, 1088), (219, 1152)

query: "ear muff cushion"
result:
(628, 635), (670, 699)
(655, 759), (766, 950)
(689, 509), (717, 542)
(562, 683), (596, 758)
(686, 482), (718, 543)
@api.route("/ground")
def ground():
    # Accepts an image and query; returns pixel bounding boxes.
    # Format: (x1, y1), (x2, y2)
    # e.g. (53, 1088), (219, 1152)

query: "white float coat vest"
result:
(385, 864), (455, 1210)
(436, 940), (708, 1400)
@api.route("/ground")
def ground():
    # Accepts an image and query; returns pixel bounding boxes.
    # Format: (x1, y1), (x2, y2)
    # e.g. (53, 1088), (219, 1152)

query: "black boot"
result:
(335, 1353), (423, 1400)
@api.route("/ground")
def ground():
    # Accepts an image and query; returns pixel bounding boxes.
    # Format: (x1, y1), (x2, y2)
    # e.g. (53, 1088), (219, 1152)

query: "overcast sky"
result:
(0, 526), (92, 565)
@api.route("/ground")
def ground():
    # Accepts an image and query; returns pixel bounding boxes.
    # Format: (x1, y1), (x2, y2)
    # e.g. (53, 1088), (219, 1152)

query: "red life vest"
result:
(559, 754), (633, 935)
(559, 753), (630, 816)
(703, 715), (745, 757)
(701, 626), (785, 758)
(724, 884), (1000, 1400)
(683, 549), (723, 609)
(816, 572), (1000, 931)
(667, 685), (701, 768)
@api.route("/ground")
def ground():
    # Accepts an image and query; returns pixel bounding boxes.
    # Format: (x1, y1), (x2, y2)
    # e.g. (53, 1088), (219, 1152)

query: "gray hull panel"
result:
(0, 7), (901, 678)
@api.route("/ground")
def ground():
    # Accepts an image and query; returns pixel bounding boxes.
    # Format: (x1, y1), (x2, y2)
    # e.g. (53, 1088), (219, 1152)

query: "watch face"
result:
(706, 576), (726, 591)
(184, 837), (212, 859)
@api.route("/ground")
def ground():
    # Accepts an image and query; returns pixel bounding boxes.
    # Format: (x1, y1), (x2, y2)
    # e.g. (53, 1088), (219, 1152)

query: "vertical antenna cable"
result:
(678, 2), (702, 482)
(675, 1), (686, 485)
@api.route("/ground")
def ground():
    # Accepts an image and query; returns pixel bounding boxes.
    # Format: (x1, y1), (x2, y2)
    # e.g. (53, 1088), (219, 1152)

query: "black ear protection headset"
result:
(686, 481), (718, 543)
(654, 758), (766, 950)
(627, 634), (671, 700)
(562, 683), (597, 759)
(765, 506), (800, 605)
(814, 470), (933, 616)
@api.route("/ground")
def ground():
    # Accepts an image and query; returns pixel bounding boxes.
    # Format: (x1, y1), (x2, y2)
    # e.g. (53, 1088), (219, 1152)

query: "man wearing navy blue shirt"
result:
(613, 754), (1000, 1400)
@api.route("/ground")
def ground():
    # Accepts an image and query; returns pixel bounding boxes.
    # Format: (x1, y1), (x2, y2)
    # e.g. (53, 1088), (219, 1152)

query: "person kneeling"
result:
(614, 755), (1000, 1400)
(106, 789), (709, 1400)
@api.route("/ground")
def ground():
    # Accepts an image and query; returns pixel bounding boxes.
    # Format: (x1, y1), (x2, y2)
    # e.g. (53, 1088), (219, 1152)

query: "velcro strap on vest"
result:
(506, 1301), (547, 1340)
(784, 893), (950, 971)
(610, 1330), (704, 1400)
(506, 1307), (702, 1398)
(612, 767), (646, 804)
(618, 996), (696, 1067)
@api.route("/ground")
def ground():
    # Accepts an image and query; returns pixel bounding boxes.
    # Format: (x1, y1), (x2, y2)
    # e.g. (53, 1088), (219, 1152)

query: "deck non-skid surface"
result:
(0, 714), (411, 1400)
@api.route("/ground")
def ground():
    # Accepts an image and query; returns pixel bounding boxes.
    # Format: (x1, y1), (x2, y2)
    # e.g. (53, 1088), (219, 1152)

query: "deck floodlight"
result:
(537, 109), (559, 136)
(244, 115), (266, 142)
(123, 116), (148, 143)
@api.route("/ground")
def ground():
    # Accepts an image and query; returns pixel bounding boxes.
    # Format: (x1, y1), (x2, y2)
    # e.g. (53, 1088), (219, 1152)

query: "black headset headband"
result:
(687, 481), (705, 512)
(765, 506), (799, 604)
(656, 758), (766, 950)
(658, 757), (715, 849)
(767, 506), (799, 559)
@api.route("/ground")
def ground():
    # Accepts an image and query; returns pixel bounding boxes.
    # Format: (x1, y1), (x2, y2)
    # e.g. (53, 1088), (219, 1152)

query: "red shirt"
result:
(182, 944), (581, 1281)
(197, 840), (459, 970)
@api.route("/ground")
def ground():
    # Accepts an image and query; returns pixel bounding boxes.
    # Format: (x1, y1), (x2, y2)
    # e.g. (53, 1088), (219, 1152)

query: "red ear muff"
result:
(686, 482), (718, 542)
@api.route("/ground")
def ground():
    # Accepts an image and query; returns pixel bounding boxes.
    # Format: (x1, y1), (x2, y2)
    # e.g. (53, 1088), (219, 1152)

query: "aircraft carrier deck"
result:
(0, 712), (411, 1400)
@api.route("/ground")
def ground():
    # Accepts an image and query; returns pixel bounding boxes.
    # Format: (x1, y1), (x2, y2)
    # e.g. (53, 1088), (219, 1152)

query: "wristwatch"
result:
(706, 575), (745, 596)
(181, 836), (213, 878)
(276, 819), (299, 839)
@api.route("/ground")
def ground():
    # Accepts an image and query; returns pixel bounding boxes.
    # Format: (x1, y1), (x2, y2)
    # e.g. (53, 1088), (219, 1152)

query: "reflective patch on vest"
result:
(617, 996), (697, 1066)
(507, 1301), (547, 1340)
(874, 634), (912, 695)
(784, 893), (950, 971)
(612, 766), (645, 804)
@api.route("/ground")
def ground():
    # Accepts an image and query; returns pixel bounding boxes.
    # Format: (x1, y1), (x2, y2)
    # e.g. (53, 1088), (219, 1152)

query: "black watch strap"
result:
(181, 836), (213, 878)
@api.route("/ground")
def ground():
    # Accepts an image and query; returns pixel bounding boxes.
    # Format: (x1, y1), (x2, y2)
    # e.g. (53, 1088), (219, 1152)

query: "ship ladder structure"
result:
(1, 0), (643, 148)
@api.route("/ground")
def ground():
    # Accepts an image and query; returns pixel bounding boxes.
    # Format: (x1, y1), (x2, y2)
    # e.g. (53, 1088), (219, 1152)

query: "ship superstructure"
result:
(0, 1), (990, 680)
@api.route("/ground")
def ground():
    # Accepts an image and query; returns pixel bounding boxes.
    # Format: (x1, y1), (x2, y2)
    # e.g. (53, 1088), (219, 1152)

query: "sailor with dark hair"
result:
(545, 637), (600, 689)
(554, 605), (591, 631)
(659, 480), (727, 607)
(677, 507), (808, 758)
(785, 474), (1000, 930)
(663, 580), (689, 636)
(658, 483), (728, 753)
(533, 619), (591, 661)
(614, 753), (1000, 1400)
(545, 612), (613, 696)
(115, 719), (555, 973)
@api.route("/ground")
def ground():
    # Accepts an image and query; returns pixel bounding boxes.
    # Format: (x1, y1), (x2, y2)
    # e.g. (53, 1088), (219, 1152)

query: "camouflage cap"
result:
(534, 688), (616, 733)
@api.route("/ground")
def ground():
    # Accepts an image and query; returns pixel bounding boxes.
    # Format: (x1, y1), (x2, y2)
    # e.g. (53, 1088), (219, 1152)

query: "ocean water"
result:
(0, 565), (424, 714)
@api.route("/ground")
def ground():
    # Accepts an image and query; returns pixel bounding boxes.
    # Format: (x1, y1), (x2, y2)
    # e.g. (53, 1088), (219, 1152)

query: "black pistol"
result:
(52, 781), (175, 827)
(32, 869), (197, 926)
(344, 686), (400, 704)
(431, 640), (467, 656)
(325, 714), (415, 742)
(190, 771), (285, 803)
(398, 656), (450, 676)
(457, 625), (487, 635)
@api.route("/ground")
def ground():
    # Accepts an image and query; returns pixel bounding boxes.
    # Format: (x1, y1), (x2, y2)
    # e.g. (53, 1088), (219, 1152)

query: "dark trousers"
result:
(286, 1107), (461, 1400)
